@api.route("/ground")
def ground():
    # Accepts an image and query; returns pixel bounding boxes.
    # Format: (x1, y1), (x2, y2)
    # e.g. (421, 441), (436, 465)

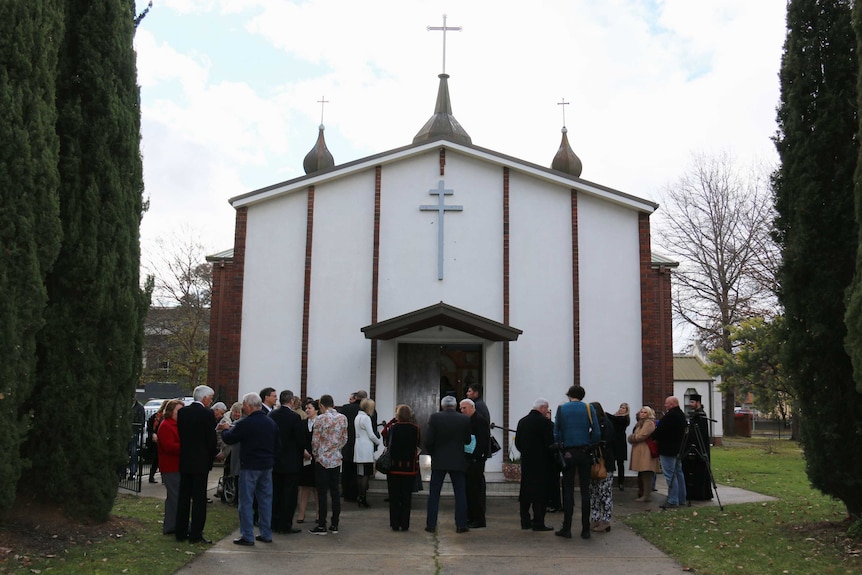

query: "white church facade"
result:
(206, 73), (675, 469)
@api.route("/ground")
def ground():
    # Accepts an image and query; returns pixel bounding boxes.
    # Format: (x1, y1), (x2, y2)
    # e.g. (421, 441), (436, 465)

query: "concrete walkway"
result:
(133, 472), (773, 575)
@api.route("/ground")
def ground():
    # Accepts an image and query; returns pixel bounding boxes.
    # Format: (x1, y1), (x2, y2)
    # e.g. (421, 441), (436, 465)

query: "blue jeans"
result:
(239, 468), (273, 541)
(426, 469), (467, 529)
(659, 454), (687, 505)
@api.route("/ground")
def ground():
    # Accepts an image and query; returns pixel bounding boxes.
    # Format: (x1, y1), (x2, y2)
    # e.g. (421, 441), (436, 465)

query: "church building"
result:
(206, 69), (675, 468)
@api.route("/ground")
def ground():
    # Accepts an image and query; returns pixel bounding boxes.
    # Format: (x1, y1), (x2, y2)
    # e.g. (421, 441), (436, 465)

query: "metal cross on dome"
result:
(427, 14), (462, 75)
(420, 180), (463, 280)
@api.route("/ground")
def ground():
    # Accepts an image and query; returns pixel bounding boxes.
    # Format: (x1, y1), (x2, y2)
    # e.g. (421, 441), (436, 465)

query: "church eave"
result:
(230, 139), (658, 214)
(361, 302), (522, 342)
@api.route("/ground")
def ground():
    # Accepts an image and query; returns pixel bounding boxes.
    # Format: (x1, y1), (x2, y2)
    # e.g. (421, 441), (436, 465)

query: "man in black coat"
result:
(175, 385), (218, 543)
(651, 396), (688, 508)
(269, 390), (306, 533)
(460, 398), (490, 529)
(425, 395), (472, 533)
(337, 392), (361, 501)
(515, 398), (556, 531)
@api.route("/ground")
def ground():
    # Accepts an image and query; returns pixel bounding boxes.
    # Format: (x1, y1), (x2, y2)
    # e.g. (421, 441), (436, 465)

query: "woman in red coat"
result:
(157, 399), (184, 535)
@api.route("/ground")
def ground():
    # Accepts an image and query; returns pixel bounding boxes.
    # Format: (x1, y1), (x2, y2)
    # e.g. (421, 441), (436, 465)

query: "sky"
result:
(133, 0), (788, 304)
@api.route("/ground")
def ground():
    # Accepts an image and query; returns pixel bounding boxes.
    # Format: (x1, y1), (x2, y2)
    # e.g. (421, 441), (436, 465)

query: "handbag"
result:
(489, 435), (502, 456)
(646, 437), (659, 458)
(590, 445), (607, 480)
(375, 447), (392, 474)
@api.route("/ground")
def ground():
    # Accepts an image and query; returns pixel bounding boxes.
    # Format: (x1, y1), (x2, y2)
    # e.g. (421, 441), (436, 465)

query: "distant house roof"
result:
(673, 355), (712, 381)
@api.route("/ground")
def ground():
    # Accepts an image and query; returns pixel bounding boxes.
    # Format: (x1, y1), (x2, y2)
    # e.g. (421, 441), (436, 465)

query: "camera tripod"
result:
(667, 416), (723, 510)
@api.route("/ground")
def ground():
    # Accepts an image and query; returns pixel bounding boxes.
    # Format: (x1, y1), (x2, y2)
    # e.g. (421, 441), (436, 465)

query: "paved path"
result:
(133, 472), (773, 575)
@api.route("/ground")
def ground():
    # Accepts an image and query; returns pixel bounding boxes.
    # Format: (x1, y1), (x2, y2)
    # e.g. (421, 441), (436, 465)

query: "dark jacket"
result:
(222, 409), (280, 470)
(269, 405), (305, 474)
(177, 402), (218, 473)
(597, 414), (615, 472)
(651, 406), (686, 457)
(387, 421), (420, 476)
(467, 412), (490, 461)
(515, 409), (555, 480)
(425, 408), (471, 472)
(338, 401), (361, 462)
(607, 413), (630, 461)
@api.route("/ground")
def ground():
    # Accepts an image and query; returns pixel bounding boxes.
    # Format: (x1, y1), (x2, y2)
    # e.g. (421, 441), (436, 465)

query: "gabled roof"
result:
(673, 355), (713, 381)
(361, 301), (522, 342)
(229, 138), (658, 214)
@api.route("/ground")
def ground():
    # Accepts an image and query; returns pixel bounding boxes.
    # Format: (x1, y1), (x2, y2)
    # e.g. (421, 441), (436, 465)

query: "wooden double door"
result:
(396, 343), (483, 452)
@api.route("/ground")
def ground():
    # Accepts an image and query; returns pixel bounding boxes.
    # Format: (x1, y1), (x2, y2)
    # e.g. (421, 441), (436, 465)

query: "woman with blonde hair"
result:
(354, 398), (381, 508)
(627, 406), (660, 502)
(157, 399), (184, 534)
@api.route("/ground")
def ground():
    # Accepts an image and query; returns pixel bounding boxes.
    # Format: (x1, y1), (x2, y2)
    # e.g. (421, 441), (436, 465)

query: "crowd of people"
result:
(140, 383), (713, 546)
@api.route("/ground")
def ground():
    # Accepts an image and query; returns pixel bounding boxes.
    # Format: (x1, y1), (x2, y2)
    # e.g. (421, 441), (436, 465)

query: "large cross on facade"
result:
(427, 14), (462, 75)
(420, 180), (463, 280)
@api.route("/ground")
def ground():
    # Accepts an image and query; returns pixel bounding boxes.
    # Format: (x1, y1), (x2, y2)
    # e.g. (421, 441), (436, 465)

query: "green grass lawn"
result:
(624, 438), (862, 575)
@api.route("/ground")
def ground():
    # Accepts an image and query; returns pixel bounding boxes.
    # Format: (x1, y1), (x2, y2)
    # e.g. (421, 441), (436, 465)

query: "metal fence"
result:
(118, 423), (146, 493)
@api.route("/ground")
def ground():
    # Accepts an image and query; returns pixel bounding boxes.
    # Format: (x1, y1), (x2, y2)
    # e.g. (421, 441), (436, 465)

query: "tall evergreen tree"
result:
(21, 0), (146, 520)
(845, 2), (862, 395)
(773, 0), (862, 519)
(0, 1), (63, 510)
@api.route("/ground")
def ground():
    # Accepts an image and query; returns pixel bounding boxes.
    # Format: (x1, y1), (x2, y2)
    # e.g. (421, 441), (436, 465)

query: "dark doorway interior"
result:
(397, 343), (483, 451)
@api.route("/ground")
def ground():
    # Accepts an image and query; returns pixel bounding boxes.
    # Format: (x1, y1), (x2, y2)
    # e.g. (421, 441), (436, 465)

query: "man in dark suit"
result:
(175, 385), (218, 544)
(337, 392), (361, 501)
(425, 395), (472, 533)
(515, 398), (556, 531)
(269, 390), (305, 534)
(460, 398), (489, 529)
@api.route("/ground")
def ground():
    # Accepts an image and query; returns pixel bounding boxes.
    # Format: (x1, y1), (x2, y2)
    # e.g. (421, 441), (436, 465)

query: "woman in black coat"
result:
(384, 404), (421, 531)
(607, 403), (630, 491)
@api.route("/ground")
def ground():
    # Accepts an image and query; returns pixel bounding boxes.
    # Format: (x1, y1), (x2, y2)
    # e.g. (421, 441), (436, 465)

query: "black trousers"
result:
(272, 471), (299, 532)
(387, 474), (415, 530)
(561, 449), (591, 533)
(176, 471), (209, 540)
(520, 466), (549, 527)
(341, 460), (358, 501)
(465, 458), (486, 525)
(315, 463), (341, 528)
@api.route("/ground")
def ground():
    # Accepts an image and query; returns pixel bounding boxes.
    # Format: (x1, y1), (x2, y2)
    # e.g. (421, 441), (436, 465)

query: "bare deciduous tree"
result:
(655, 152), (778, 434)
(144, 229), (212, 389)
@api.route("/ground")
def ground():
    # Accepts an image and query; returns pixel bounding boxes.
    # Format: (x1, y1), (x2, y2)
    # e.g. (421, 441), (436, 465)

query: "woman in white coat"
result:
(354, 398), (381, 508)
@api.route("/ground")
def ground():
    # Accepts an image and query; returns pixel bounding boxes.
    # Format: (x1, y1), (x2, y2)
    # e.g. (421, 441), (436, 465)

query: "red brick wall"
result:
(571, 190), (580, 387)
(639, 212), (673, 411)
(206, 207), (248, 404)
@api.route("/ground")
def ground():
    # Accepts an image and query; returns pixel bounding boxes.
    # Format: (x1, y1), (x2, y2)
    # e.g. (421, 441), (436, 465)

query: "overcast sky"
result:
(134, 1), (787, 297)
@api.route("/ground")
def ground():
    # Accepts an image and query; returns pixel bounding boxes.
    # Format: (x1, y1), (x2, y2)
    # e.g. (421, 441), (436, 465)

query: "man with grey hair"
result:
(176, 385), (217, 544)
(425, 395), (472, 533)
(515, 397), (556, 531)
(220, 392), (280, 545)
(460, 398), (489, 529)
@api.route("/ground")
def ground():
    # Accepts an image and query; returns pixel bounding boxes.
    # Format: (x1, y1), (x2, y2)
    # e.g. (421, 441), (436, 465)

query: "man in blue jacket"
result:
(220, 392), (280, 545)
(553, 385), (600, 540)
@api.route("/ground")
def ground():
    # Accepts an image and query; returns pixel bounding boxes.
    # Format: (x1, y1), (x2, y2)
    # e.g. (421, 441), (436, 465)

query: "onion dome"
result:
(303, 124), (335, 174)
(413, 74), (471, 145)
(551, 126), (582, 177)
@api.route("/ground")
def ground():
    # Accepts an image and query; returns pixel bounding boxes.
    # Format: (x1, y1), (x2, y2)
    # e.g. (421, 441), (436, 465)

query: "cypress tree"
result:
(773, 0), (862, 519)
(21, 0), (146, 520)
(845, 2), (862, 395)
(0, 1), (63, 510)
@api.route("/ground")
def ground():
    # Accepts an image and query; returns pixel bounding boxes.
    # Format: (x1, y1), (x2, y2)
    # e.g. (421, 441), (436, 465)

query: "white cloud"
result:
(134, 0), (787, 260)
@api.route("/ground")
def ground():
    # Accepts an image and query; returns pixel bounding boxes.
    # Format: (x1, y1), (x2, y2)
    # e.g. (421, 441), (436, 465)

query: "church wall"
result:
(305, 174), (375, 397)
(377, 151), (504, 321)
(238, 191), (308, 394)
(578, 193), (643, 413)
(507, 171), (575, 419)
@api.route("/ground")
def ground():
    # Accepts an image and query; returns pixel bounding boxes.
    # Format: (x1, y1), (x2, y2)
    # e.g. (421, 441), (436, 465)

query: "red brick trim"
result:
(571, 190), (580, 386)
(502, 167), (510, 456)
(639, 213), (673, 409)
(301, 187), (315, 398)
(206, 207), (247, 404)
(369, 166), (382, 396)
(439, 148), (446, 176)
